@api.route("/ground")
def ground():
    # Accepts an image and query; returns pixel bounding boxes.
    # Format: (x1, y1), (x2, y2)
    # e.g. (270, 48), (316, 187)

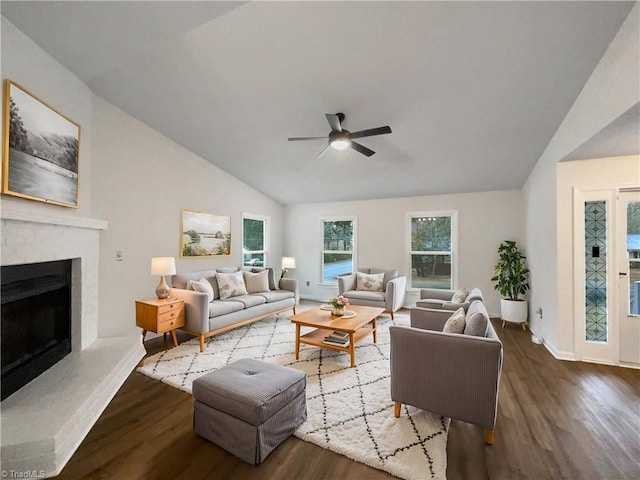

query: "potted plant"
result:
(491, 240), (530, 329)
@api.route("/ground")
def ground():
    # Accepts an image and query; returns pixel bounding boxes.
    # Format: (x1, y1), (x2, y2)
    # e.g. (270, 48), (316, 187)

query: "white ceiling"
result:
(2, 1), (637, 205)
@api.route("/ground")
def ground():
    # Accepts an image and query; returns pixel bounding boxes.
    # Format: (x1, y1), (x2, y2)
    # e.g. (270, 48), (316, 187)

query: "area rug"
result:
(137, 312), (449, 480)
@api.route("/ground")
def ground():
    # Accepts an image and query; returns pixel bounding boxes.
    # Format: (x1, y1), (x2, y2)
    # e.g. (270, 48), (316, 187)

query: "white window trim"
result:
(406, 210), (458, 292)
(242, 213), (269, 267)
(321, 215), (357, 286)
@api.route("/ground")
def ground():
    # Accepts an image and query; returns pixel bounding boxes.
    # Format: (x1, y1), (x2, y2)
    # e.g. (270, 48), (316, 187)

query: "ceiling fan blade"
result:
(288, 136), (327, 141)
(350, 141), (375, 157)
(350, 126), (392, 139)
(315, 143), (332, 159)
(325, 114), (342, 132)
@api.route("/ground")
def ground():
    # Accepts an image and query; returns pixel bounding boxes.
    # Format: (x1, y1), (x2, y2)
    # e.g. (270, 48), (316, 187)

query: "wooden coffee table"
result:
(289, 305), (385, 367)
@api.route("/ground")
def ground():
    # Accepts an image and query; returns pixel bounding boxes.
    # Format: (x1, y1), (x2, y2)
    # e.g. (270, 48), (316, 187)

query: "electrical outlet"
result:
(115, 250), (124, 261)
(536, 307), (542, 318)
(306, 281), (310, 287)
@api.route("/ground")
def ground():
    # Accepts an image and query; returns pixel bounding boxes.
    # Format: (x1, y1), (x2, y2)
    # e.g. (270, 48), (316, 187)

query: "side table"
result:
(135, 297), (185, 347)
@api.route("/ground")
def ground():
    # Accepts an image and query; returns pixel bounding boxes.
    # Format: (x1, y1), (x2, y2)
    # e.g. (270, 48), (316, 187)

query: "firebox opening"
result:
(1, 259), (72, 401)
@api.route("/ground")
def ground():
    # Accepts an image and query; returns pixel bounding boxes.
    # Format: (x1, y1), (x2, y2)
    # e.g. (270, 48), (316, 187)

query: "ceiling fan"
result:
(288, 113), (392, 158)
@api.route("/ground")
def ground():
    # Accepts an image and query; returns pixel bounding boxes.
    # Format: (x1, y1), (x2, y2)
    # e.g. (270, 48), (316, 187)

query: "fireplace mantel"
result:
(0, 202), (108, 230)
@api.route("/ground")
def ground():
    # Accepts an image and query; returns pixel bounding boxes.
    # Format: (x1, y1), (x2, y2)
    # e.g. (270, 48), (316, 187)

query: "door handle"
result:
(619, 272), (627, 276)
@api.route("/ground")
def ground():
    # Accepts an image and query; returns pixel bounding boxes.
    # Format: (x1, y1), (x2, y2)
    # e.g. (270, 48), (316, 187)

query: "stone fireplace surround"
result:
(0, 203), (145, 477)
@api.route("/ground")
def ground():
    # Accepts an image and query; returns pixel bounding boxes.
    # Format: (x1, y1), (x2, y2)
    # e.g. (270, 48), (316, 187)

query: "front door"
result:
(617, 190), (640, 366)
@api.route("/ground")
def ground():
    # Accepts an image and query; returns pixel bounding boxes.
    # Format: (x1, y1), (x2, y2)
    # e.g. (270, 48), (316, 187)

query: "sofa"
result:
(337, 268), (407, 319)
(415, 287), (483, 312)
(171, 267), (298, 352)
(390, 300), (503, 444)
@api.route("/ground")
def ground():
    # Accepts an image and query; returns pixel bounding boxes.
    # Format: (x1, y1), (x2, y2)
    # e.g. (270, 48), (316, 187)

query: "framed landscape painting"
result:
(181, 210), (231, 257)
(2, 80), (80, 208)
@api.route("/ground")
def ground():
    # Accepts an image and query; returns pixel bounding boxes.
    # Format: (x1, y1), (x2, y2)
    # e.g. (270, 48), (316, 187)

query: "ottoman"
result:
(192, 358), (307, 465)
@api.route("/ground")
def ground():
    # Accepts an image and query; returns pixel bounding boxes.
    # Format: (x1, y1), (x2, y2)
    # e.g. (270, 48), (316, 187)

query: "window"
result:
(322, 217), (356, 284)
(408, 212), (456, 290)
(242, 214), (267, 267)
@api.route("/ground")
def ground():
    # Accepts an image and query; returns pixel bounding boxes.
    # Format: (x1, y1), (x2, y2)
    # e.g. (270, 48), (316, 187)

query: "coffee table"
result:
(289, 305), (385, 367)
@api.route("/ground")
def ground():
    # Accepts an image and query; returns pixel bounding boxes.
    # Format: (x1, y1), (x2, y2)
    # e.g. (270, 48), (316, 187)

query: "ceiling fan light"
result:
(330, 138), (350, 151)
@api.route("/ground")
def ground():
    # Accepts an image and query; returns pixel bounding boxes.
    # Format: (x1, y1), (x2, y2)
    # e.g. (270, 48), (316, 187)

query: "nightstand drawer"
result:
(157, 301), (182, 316)
(157, 312), (184, 333)
(158, 306), (183, 324)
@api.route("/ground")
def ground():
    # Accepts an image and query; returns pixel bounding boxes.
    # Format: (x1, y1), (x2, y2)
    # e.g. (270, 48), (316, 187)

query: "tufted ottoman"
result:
(192, 358), (307, 464)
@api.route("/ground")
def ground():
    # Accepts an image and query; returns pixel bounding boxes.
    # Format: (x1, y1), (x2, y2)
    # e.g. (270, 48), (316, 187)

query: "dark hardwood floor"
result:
(56, 304), (640, 479)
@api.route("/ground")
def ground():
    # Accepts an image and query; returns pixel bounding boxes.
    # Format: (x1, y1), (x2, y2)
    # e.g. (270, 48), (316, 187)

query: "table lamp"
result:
(151, 257), (176, 299)
(281, 257), (296, 279)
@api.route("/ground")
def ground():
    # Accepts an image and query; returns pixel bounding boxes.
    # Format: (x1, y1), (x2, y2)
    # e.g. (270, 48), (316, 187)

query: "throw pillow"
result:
(356, 272), (384, 292)
(442, 307), (466, 334)
(451, 288), (469, 303)
(242, 270), (269, 293)
(464, 311), (489, 337)
(187, 277), (214, 303)
(216, 271), (248, 299)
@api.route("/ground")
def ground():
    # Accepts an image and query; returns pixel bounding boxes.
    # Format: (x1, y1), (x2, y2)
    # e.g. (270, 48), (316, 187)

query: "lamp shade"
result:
(281, 257), (296, 269)
(151, 257), (176, 276)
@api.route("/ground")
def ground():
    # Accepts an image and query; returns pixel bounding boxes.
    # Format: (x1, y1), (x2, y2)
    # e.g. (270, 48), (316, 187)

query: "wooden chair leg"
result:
(485, 429), (494, 445)
(501, 320), (506, 328)
(521, 322), (527, 331)
(394, 401), (401, 418)
(199, 335), (205, 352)
(390, 311), (395, 320)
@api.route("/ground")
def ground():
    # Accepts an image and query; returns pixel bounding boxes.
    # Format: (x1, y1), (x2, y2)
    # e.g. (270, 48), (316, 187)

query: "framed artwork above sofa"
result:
(181, 209), (231, 257)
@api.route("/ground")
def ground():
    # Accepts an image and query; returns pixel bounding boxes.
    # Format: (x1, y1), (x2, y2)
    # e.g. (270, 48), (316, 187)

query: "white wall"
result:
(524, 4), (639, 357)
(91, 97), (285, 337)
(1, 16), (286, 339)
(557, 155), (640, 365)
(0, 17), (94, 216)
(284, 189), (524, 315)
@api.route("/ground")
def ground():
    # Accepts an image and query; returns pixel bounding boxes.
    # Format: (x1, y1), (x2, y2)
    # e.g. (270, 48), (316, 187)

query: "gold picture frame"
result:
(181, 209), (231, 257)
(2, 80), (81, 208)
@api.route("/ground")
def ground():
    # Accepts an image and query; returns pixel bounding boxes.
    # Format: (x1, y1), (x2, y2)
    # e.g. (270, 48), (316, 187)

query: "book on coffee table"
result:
(323, 337), (350, 347)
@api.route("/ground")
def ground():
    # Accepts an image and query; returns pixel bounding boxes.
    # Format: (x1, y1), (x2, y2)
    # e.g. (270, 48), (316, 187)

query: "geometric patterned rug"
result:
(137, 311), (449, 479)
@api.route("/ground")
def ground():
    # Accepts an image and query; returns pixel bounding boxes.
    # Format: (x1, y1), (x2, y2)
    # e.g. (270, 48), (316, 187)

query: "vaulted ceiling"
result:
(2, 1), (636, 205)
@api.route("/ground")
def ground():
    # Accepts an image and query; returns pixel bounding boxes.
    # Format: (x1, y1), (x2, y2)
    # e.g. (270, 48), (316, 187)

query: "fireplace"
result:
(1, 260), (72, 400)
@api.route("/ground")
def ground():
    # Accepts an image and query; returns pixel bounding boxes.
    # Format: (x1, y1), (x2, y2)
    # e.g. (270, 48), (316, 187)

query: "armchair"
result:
(338, 268), (406, 319)
(390, 301), (502, 444)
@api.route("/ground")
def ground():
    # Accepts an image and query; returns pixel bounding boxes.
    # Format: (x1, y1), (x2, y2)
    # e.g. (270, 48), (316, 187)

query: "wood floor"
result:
(56, 305), (640, 480)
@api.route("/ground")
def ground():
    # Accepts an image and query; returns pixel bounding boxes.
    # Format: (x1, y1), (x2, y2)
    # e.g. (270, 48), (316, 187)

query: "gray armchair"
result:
(338, 268), (406, 319)
(416, 287), (483, 312)
(390, 301), (502, 444)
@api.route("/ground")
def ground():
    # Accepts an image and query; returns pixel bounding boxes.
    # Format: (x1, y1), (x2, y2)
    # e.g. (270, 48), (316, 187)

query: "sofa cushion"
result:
(356, 272), (384, 292)
(241, 267), (277, 291)
(343, 290), (385, 302)
(464, 300), (489, 337)
(188, 277), (215, 303)
(451, 288), (469, 303)
(209, 300), (245, 318)
(369, 268), (399, 289)
(172, 270), (218, 290)
(442, 307), (466, 334)
(216, 271), (249, 299)
(258, 290), (295, 303)
(243, 270), (270, 293)
(222, 294), (266, 308)
(466, 288), (484, 303)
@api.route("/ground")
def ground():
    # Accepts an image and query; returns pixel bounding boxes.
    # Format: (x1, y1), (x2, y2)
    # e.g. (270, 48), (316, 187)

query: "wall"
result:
(0, 17), (94, 216)
(524, 4), (639, 358)
(557, 155), (640, 365)
(284, 189), (524, 315)
(91, 97), (285, 337)
(1, 16), (286, 340)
